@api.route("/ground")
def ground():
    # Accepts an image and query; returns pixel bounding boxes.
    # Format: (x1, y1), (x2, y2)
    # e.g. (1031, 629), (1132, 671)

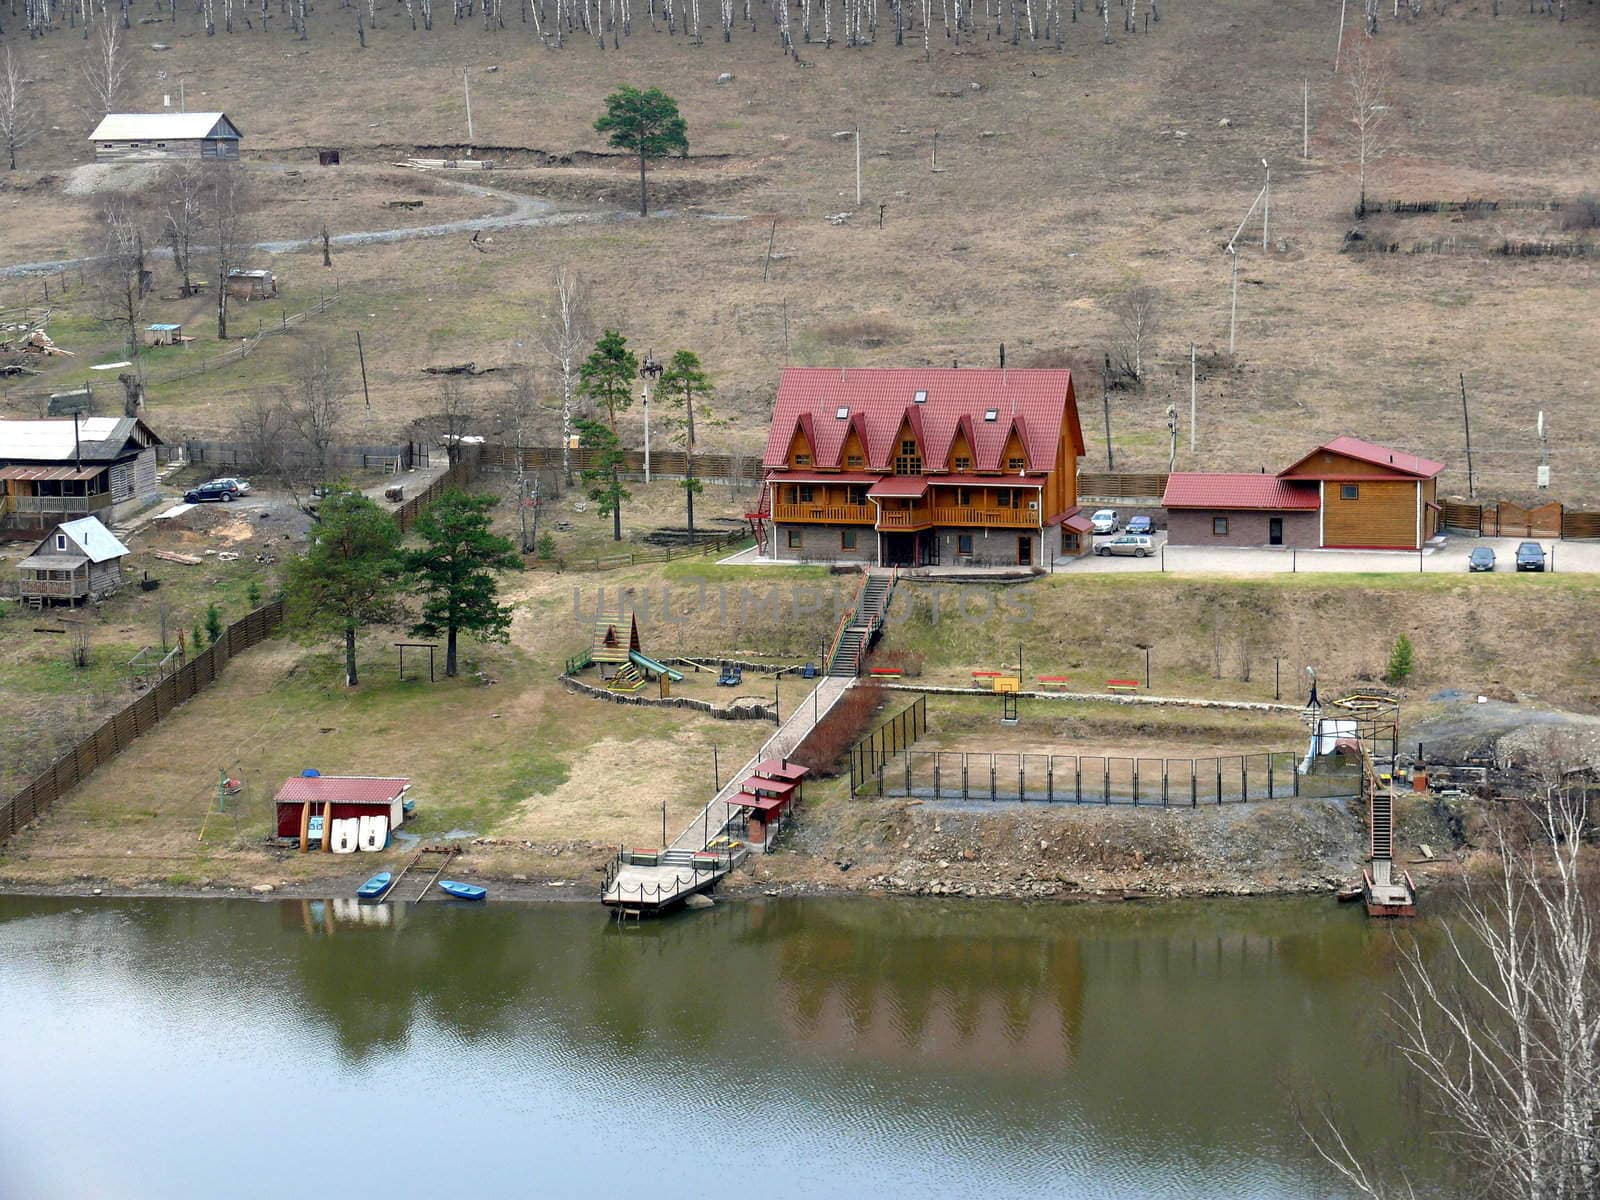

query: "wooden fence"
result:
(526, 528), (753, 572)
(1439, 499), (1592, 540)
(0, 600), (284, 845)
(856, 748), (1359, 805)
(479, 444), (766, 486)
(164, 439), (430, 474)
(393, 460), (475, 533)
(1076, 471), (1169, 500)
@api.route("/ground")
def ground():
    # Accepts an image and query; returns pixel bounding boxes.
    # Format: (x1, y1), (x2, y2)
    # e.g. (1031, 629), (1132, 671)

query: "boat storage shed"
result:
(274, 775), (410, 839)
(88, 112), (242, 162)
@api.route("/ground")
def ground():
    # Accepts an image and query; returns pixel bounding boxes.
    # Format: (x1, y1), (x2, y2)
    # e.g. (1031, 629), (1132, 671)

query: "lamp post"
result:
(1136, 642), (1151, 689)
(639, 352), (663, 484)
(1261, 158), (1270, 250)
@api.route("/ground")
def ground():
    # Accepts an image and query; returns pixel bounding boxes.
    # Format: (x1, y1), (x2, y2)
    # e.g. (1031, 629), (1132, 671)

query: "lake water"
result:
(0, 894), (1445, 1200)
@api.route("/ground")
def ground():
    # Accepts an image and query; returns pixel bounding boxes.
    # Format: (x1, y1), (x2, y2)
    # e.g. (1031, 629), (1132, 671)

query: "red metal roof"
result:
(743, 776), (798, 796)
(867, 476), (930, 498)
(1061, 509), (1093, 532)
(767, 471), (882, 485)
(754, 760), (810, 782)
(273, 776), (410, 804)
(1162, 474), (1322, 511)
(1280, 437), (1444, 480)
(730, 792), (785, 814)
(762, 368), (1084, 474)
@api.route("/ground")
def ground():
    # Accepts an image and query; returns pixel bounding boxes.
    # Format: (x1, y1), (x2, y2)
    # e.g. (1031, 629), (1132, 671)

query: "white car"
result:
(205, 477), (252, 496)
(1096, 534), (1154, 558)
(1090, 508), (1120, 534)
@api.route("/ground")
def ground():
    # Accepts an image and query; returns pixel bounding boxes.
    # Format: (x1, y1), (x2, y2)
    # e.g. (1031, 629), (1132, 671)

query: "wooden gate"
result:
(1490, 501), (1562, 538)
(1439, 501), (1482, 534)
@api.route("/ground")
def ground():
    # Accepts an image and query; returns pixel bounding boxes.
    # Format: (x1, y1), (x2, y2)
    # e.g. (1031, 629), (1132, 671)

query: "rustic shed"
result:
(88, 112), (242, 162)
(273, 775), (410, 842)
(16, 516), (129, 605)
(225, 269), (277, 301)
(142, 323), (182, 347)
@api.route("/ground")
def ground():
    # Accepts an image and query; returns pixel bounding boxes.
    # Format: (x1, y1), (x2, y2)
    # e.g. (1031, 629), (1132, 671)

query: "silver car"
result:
(1096, 534), (1154, 558)
(1090, 508), (1120, 534)
(205, 477), (252, 496)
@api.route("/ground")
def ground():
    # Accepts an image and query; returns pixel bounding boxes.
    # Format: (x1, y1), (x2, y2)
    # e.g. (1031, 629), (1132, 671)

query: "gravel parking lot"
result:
(1068, 533), (1600, 575)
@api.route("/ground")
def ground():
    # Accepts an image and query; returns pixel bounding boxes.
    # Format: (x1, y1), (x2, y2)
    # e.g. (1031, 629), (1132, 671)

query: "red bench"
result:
(1106, 679), (1140, 692)
(972, 670), (1002, 689)
(869, 667), (904, 678)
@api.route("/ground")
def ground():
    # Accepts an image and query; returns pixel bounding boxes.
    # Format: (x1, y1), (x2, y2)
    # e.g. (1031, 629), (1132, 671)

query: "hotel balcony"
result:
(772, 501), (876, 524)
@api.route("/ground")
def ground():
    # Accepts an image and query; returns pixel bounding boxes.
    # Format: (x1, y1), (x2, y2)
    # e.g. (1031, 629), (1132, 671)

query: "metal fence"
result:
(855, 748), (1359, 805)
(847, 695), (928, 792)
(479, 444), (765, 486)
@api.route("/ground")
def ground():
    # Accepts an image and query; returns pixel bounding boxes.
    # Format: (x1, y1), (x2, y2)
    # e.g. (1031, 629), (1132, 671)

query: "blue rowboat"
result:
(356, 872), (392, 901)
(438, 880), (487, 902)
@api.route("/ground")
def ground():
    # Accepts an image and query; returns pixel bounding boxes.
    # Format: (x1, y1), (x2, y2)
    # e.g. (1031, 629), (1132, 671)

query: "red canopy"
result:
(753, 760), (810, 782)
(730, 792), (785, 815)
(744, 776), (798, 798)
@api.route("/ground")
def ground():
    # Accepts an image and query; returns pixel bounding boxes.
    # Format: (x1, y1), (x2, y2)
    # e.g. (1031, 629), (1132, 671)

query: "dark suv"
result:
(184, 480), (239, 504)
(1515, 541), (1546, 572)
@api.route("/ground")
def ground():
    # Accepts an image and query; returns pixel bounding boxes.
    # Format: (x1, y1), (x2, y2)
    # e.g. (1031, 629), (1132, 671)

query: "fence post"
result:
(1047, 758), (1054, 802)
(1241, 758), (1248, 803)
(1162, 762), (1169, 807)
(1267, 755), (1274, 800)
(1075, 758), (1081, 803)
(1132, 762), (1139, 806)
(1191, 763), (1197, 807)
(905, 754), (912, 795)
(962, 755), (969, 800)
(1216, 764), (1223, 805)
(933, 755), (940, 799)
(989, 755), (996, 801)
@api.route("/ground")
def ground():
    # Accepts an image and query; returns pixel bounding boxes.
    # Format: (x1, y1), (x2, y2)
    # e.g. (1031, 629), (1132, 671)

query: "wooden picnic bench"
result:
(1105, 679), (1140, 693)
(972, 670), (1002, 689)
(1037, 676), (1071, 690)
(869, 667), (904, 678)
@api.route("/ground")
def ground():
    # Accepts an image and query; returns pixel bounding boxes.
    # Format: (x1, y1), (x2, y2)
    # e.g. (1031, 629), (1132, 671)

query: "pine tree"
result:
(594, 85), (689, 217)
(658, 348), (715, 536)
(1385, 633), (1414, 685)
(578, 329), (638, 430)
(205, 603), (223, 645)
(283, 488), (404, 687)
(576, 418), (631, 542)
(404, 491), (521, 678)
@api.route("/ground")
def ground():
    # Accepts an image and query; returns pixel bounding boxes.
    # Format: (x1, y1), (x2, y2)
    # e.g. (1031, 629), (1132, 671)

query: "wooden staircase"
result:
(607, 662), (646, 692)
(826, 570), (895, 677)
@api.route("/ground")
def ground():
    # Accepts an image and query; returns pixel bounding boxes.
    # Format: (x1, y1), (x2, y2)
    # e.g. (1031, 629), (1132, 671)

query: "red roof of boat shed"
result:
(273, 775), (410, 803)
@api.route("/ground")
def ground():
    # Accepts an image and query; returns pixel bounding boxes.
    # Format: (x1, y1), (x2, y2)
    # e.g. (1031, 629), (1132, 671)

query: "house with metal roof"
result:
(273, 775), (410, 845)
(16, 516), (130, 605)
(88, 112), (242, 162)
(1163, 438), (1446, 551)
(0, 416), (164, 536)
(758, 368), (1088, 568)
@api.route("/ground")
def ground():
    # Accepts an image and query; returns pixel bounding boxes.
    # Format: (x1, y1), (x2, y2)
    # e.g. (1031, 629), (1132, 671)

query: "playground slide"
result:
(629, 650), (685, 682)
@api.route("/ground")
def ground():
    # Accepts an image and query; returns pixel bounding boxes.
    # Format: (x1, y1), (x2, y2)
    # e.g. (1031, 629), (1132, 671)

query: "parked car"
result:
(1467, 546), (1496, 572)
(184, 480), (239, 504)
(205, 476), (251, 496)
(1515, 541), (1546, 572)
(1126, 515), (1154, 535)
(1096, 534), (1154, 558)
(1090, 509), (1120, 535)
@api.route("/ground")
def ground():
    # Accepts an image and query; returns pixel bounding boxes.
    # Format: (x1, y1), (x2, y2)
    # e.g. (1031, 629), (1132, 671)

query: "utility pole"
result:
(463, 69), (474, 147)
(1262, 159), (1270, 250)
(855, 125), (862, 207)
(355, 330), (371, 409)
(1166, 404), (1178, 472)
(1459, 372), (1476, 499)
(1189, 343), (1197, 451)
(1101, 359), (1114, 470)
(1303, 80), (1310, 159)
(931, 129), (939, 170)
(1228, 247), (1239, 356)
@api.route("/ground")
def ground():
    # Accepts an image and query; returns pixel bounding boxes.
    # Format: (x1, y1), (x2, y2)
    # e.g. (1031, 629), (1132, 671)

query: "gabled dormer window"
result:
(1008, 457), (1026, 471)
(954, 456), (971, 472)
(794, 454), (811, 466)
(894, 438), (922, 476)
(846, 454), (864, 468)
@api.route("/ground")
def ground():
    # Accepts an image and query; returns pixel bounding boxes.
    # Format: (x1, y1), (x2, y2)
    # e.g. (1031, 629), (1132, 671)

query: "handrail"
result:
(825, 572), (869, 671)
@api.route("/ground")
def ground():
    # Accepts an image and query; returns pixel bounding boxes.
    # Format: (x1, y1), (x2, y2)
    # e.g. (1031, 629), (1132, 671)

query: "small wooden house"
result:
(0, 416), (163, 535)
(273, 775), (410, 845)
(592, 611), (640, 683)
(88, 112), (242, 162)
(16, 516), (129, 605)
(142, 323), (181, 347)
(225, 269), (277, 301)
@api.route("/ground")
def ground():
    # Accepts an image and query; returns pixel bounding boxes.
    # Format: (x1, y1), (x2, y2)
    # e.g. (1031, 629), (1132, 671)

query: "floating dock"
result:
(601, 847), (746, 918)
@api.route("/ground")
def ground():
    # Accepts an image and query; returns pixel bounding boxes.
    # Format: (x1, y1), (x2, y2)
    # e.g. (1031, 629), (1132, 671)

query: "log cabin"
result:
(760, 368), (1088, 567)
(0, 416), (163, 537)
(16, 516), (129, 606)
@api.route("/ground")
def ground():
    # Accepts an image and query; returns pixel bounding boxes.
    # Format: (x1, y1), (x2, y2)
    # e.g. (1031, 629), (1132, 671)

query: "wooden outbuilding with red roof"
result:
(1163, 437), (1446, 551)
(760, 368), (1088, 568)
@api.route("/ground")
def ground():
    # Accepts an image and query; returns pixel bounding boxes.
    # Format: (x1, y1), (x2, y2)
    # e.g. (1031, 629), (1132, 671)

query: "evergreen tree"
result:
(283, 487), (403, 687)
(576, 418), (631, 542)
(594, 86), (689, 217)
(578, 329), (638, 429)
(204, 603), (223, 645)
(659, 349), (714, 536)
(404, 490), (521, 678)
(1385, 633), (1414, 685)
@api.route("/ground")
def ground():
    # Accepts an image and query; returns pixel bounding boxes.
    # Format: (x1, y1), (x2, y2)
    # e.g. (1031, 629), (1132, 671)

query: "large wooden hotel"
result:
(759, 368), (1090, 568)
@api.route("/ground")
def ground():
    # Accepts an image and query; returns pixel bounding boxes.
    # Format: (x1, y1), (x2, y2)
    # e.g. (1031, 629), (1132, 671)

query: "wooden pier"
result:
(601, 847), (745, 917)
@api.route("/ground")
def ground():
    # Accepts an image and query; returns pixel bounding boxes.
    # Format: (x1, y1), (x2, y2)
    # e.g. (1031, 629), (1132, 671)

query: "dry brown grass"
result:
(0, 0), (1594, 503)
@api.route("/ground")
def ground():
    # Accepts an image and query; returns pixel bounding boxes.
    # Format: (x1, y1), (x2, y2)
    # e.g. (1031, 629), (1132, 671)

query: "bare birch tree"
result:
(1110, 284), (1161, 383)
(206, 162), (253, 340)
(536, 265), (593, 485)
(93, 197), (152, 361)
(235, 392), (289, 481)
(0, 46), (41, 171)
(160, 162), (206, 297)
(82, 17), (129, 116)
(281, 340), (346, 492)
(1304, 767), (1600, 1200)
(1344, 42), (1392, 218)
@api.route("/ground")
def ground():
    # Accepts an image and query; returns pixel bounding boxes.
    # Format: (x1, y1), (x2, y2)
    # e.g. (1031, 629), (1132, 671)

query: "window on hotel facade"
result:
(847, 454), (864, 468)
(847, 485), (868, 505)
(996, 489), (1017, 509)
(1008, 457), (1025, 471)
(788, 530), (803, 549)
(957, 534), (974, 555)
(841, 529), (858, 550)
(798, 485), (815, 503)
(1213, 517), (1229, 535)
(894, 439), (922, 475)
(794, 454), (811, 466)
(1340, 484), (1359, 500)
(957, 487), (975, 506)
(954, 456), (971, 472)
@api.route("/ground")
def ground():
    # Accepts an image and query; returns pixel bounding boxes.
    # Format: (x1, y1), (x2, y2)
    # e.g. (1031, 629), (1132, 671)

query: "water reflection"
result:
(0, 895), (1447, 1199)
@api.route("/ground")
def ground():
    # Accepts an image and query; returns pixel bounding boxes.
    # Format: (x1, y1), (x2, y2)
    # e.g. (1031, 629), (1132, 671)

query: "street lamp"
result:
(1261, 158), (1270, 250)
(639, 352), (663, 484)
(1135, 641), (1151, 689)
